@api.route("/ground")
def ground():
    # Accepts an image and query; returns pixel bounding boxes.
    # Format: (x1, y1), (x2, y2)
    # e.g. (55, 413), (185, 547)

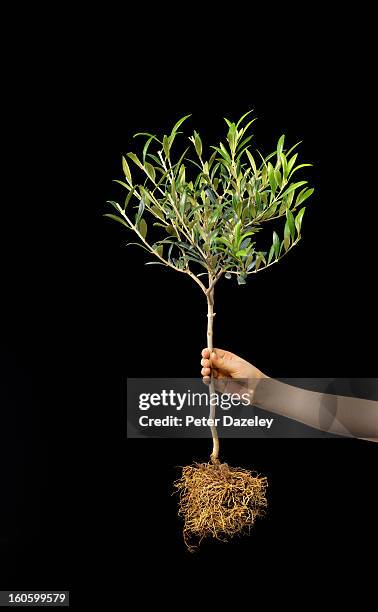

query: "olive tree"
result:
(105, 110), (314, 463)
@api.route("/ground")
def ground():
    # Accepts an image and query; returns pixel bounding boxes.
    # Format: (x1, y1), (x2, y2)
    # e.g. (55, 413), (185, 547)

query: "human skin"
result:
(201, 348), (378, 441)
(201, 348), (267, 385)
(201, 347), (268, 398)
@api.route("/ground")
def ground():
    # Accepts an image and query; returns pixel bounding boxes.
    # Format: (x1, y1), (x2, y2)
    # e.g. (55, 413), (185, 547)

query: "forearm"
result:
(251, 377), (378, 440)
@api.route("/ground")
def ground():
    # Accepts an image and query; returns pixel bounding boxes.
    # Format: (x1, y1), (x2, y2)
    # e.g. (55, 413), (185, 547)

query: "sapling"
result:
(105, 111), (314, 550)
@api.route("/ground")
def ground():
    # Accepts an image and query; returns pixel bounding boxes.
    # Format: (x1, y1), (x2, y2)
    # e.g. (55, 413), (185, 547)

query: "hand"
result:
(200, 347), (268, 397)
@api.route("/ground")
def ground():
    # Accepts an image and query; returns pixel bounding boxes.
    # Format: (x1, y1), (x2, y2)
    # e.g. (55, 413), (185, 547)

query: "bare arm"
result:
(253, 377), (378, 440)
(201, 348), (378, 441)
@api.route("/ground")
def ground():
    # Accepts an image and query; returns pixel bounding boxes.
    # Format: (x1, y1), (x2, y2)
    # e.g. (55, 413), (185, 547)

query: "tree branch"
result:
(120, 210), (207, 293)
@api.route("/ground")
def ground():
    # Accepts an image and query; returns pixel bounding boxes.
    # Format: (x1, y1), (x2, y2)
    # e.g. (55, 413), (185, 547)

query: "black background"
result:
(1, 11), (377, 607)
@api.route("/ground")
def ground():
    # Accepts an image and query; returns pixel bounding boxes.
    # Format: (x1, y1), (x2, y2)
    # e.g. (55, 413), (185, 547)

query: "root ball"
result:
(174, 461), (268, 551)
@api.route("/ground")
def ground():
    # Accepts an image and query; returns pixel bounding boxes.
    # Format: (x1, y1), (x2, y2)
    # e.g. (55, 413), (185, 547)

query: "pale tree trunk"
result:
(206, 280), (219, 463)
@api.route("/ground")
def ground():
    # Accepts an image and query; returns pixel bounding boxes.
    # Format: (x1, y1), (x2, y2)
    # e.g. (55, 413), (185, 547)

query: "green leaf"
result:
(204, 185), (216, 204)
(255, 253), (266, 271)
(122, 156), (132, 184)
(178, 164), (186, 187)
(142, 136), (154, 163)
(208, 150), (217, 169)
(146, 153), (163, 167)
(236, 134), (253, 155)
(259, 200), (278, 220)
(240, 230), (256, 241)
(138, 218), (147, 239)
(286, 190), (295, 209)
(236, 249), (249, 257)
(179, 190), (187, 215)
(288, 163), (313, 178)
(170, 180), (177, 199)
(144, 162), (156, 182)
(135, 198), (145, 224)
(280, 152), (288, 181)
(124, 187), (136, 211)
(133, 132), (162, 145)
(285, 141), (302, 157)
(243, 119), (258, 135)
(151, 205), (164, 220)
(152, 243), (164, 257)
(170, 114), (191, 137)
(127, 152), (144, 170)
(113, 179), (132, 191)
(211, 145), (232, 164)
(280, 181), (307, 199)
(139, 185), (152, 205)
(237, 274), (247, 285)
(268, 244), (275, 264)
(277, 134), (285, 157)
(284, 220), (291, 251)
(173, 146), (190, 178)
(286, 209), (295, 239)
(216, 236), (232, 248)
(104, 214), (129, 228)
(234, 220), (242, 248)
(268, 162), (276, 193)
(163, 135), (170, 158)
(295, 207), (306, 235)
(287, 153), (298, 175)
(259, 149), (276, 166)
(167, 242), (174, 263)
(273, 230), (280, 257)
(106, 200), (122, 214)
(236, 109), (254, 128)
(227, 123), (237, 151)
(194, 130), (202, 157)
(278, 198), (287, 217)
(294, 187), (314, 208)
(220, 142), (231, 158)
(246, 149), (257, 174)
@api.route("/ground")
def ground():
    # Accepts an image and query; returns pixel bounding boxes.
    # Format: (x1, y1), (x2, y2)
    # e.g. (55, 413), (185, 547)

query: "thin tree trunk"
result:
(207, 282), (219, 463)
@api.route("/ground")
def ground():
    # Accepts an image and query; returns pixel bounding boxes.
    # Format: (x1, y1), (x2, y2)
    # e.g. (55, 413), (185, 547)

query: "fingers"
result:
(201, 347), (229, 384)
(209, 351), (225, 368)
(201, 351), (213, 383)
(201, 366), (219, 377)
(201, 347), (228, 359)
(210, 350), (236, 376)
(211, 348), (228, 359)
